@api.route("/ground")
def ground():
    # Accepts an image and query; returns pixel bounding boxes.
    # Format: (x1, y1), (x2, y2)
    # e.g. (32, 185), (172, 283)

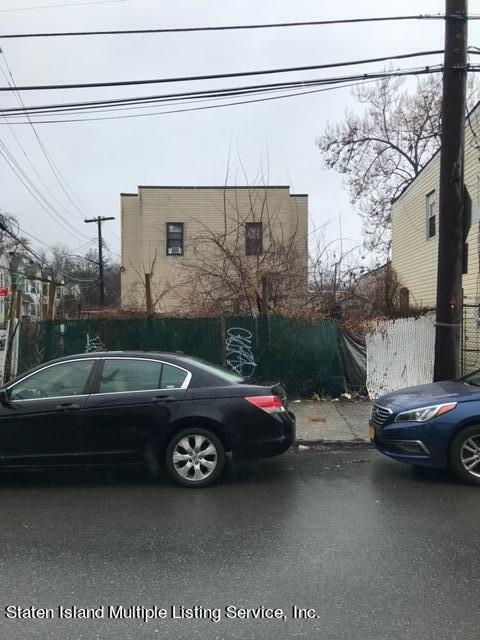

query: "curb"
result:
(294, 440), (373, 449)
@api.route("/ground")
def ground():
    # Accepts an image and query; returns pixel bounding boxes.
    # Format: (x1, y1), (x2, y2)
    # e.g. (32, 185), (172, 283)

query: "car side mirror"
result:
(0, 389), (12, 407)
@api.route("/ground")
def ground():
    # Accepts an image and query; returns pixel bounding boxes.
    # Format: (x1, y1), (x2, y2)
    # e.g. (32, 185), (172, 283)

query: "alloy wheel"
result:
(172, 434), (218, 482)
(460, 435), (480, 478)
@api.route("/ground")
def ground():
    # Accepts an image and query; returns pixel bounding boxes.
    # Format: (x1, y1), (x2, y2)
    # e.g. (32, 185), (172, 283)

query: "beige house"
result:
(121, 185), (308, 315)
(391, 103), (480, 309)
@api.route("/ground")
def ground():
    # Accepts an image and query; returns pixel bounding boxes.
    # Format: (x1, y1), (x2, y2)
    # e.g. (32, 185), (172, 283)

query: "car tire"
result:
(449, 425), (480, 485)
(165, 427), (225, 488)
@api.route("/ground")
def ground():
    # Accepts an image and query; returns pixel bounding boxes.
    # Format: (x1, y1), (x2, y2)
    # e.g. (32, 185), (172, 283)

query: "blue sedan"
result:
(369, 370), (480, 484)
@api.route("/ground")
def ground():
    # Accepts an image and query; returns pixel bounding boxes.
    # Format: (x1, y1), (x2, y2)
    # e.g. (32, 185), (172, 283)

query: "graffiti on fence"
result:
(85, 333), (107, 353)
(225, 327), (257, 378)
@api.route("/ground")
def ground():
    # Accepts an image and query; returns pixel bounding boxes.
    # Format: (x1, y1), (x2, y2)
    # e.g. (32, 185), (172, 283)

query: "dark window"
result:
(426, 191), (436, 239)
(166, 223), (184, 256)
(184, 356), (243, 383)
(161, 364), (189, 389)
(98, 359), (189, 393)
(246, 222), (263, 256)
(99, 359), (163, 393)
(10, 360), (94, 400)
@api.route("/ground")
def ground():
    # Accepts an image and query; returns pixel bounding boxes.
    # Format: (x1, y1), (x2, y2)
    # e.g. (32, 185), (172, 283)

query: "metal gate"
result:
(461, 302), (480, 376)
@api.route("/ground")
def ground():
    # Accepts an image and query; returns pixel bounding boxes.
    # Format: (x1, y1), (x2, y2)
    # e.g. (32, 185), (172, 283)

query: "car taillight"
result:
(245, 395), (285, 413)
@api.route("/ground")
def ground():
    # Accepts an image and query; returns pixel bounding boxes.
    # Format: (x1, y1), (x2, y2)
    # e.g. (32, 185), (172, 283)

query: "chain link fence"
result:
(18, 315), (345, 396)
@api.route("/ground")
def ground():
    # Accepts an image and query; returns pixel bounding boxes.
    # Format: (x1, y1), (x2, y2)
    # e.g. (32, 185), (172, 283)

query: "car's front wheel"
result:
(449, 425), (480, 485)
(165, 428), (225, 487)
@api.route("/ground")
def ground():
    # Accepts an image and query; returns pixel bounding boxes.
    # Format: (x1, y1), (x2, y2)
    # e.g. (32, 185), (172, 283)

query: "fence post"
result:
(220, 316), (226, 366)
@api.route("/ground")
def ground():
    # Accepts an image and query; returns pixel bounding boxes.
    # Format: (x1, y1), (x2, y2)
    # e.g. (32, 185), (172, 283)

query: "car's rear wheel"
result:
(449, 425), (480, 485)
(165, 428), (225, 487)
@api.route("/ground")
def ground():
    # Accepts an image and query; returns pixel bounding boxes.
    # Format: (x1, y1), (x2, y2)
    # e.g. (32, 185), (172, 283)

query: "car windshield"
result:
(183, 357), (244, 383)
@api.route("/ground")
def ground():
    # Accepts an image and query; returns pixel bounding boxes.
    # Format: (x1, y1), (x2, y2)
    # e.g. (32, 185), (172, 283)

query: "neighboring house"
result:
(391, 102), (480, 308)
(120, 185), (309, 314)
(354, 263), (389, 291)
(3, 254), (66, 322)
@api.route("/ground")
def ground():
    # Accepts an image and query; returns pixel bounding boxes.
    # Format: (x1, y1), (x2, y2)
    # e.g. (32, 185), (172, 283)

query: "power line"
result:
(19, 225), (95, 253)
(0, 67), (456, 125)
(0, 49), (91, 218)
(4, 14), (480, 38)
(9, 226), (100, 283)
(0, 137), (89, 239)
(0, 49), (445, 92)
(0, 64), (84, 214)
(0, 75), (377, 115)
(0, 216), (102, 289)
(0, 0), (126, 13)
(0, 67), (432, 117)
(0, 64), (444, 116)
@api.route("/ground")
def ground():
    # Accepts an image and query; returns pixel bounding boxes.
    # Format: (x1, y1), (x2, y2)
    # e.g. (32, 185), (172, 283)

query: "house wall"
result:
(391, 105), (480, 308)
(120, 186), (308, 313)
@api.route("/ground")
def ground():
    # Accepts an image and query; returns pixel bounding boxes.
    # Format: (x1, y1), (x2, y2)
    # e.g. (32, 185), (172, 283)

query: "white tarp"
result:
(366, 313), (435, 399)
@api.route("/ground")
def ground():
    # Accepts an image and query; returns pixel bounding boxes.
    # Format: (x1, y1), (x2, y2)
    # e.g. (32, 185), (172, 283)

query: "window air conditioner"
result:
(168, 246), (182, 255)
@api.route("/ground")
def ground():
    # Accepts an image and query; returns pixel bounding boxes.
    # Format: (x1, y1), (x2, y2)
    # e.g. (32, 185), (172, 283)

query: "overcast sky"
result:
(0, 0), (479, 263)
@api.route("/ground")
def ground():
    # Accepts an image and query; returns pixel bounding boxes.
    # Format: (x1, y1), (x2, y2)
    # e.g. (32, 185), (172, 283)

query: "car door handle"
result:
(151, 395), (176, 403)
(54, 402), (81, 411)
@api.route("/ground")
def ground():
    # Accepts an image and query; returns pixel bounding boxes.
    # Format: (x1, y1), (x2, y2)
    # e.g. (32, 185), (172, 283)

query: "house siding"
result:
(391, 105), (480, 308)
(121, 186), (308, 313)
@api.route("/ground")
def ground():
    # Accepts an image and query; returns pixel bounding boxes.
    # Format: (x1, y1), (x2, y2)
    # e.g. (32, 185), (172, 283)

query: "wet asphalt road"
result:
(0, 448), (478, 640)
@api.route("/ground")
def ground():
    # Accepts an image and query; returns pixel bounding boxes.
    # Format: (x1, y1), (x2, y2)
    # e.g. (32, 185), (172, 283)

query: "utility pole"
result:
(3, 284), (17, 383)
(434, 0), (468, 380)
(47, 280), (57, 321)
(84, 216), (115, 306)
(145, 273), (153, 316)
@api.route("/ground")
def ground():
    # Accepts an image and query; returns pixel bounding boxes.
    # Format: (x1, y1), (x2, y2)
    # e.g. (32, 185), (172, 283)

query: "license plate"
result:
(368, 426), (375, 440)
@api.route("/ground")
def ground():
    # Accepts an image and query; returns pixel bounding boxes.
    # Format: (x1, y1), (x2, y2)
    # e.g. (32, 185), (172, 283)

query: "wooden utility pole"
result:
(47, 280), (57, 321)
(3, 284), (17, 383)
(145, 273), (153, 316)
(84, 216), (115, 306)
(434, 0), (468, 380)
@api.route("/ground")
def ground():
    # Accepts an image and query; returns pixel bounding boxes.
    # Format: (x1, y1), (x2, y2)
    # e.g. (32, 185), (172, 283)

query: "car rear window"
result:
(185, 357), (244, 383)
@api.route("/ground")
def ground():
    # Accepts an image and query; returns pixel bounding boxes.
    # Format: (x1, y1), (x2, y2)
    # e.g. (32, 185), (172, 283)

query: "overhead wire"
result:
(0, 51), (93, 221)
(2, 13), (480, 38)
(0, 49), (446, 92)
(0, 0), (126, 13)
(0, 65), (81, 211)
(0, 60), (92, 227)
(0, 66), (458, 125)
(0, 64), (443, 117)
(0, 136), (90, 240)
(9, 224), (100, 284)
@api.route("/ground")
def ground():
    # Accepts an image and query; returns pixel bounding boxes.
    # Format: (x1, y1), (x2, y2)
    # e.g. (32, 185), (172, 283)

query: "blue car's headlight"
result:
(394, 402), (457, 423)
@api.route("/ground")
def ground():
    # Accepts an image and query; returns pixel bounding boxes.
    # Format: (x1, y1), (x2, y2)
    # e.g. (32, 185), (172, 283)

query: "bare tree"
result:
(308, 226), (379, 317)
(38, 244), (121, 313)
(317, 74), (480, 253)
(317, 75), (445, 252)
(176, 186), (307, 316)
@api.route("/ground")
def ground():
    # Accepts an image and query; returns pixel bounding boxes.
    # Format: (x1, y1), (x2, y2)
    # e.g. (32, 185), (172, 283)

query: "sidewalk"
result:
(291, 399), (372, 444)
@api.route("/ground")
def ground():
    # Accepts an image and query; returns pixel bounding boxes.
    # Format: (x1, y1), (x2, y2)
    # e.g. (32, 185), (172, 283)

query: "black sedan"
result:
(0, 352), (295, 487)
